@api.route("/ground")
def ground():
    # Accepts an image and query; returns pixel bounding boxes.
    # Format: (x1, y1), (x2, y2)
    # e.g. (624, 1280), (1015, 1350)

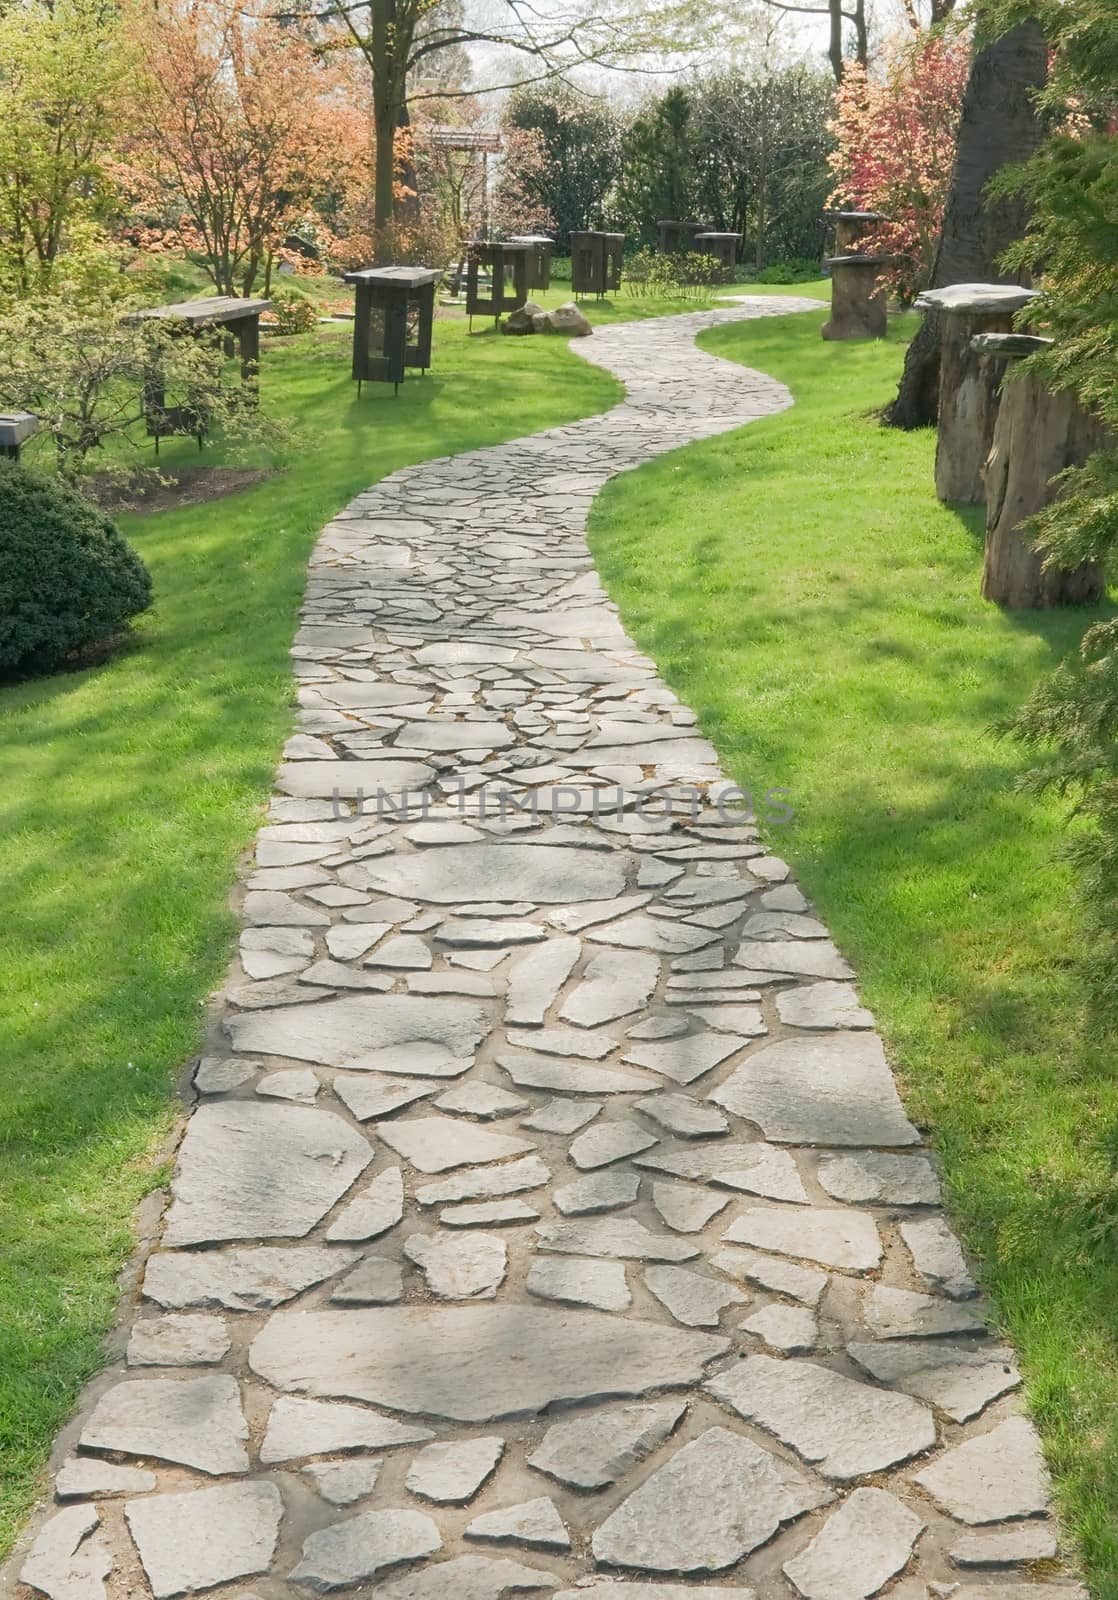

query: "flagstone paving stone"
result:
(13, 298), (1080, 1600)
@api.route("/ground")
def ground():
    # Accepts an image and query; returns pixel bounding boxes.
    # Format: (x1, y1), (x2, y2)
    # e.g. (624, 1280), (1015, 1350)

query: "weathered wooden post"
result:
(821, 254), (891, 340)
(978, 333), (1105, 608)
(917, 283), (1041, 504)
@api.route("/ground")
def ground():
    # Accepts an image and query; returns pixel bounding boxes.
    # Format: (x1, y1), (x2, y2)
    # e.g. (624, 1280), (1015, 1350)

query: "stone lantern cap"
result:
(825, 209), (887, 222)
(970, 332), (1054, 359)
(824, 253), (893, 267)
(916, 283), (1041, 315)
(0, 411), (40, 447)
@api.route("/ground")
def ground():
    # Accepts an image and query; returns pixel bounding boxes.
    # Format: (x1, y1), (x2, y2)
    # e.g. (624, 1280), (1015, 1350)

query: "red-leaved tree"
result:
(827, 27), (970, 303)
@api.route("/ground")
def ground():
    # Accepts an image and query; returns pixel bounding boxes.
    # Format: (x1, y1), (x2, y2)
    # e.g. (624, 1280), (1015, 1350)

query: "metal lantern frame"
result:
(344, 266), (440, 394)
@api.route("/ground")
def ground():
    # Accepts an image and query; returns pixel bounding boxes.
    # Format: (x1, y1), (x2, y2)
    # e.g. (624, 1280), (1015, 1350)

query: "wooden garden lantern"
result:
(694, 232), (739, 281)
(344, 266), (440, 394)
(603, 233), (626, 292)
(465, 240), (531, 327)
(509, 235), (554, 291)
(821, 254), (891, 341)
(977, 332), (1105, 609)
(917, 282), (1041, 504)
(656, 220), (703, 254)
(570, 231), (609, 298)
(0, 411), (40, 461)
(129, 296), (272, 449)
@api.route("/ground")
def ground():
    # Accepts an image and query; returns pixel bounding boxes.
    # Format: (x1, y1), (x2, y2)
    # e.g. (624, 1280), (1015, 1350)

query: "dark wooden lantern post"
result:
(917, 283), (1041, 504)
(0, 411), (40, 461)
(344, 266), (439, 395)
(509, 236), (554, 292)
(978, 332), (1105, 609)
(656, 220), (703, 254)
(130, 295), (271, 451)
(821, 254), (891, 341)
(465, 240), (531, 328)
(603, 233), (626, 293)
(570, 231), (609, 298)
(694, 232), (739, 281)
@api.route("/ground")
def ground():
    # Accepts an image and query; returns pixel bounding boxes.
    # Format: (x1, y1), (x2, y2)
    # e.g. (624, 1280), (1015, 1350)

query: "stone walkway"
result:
(13, 300), (1086, 1600)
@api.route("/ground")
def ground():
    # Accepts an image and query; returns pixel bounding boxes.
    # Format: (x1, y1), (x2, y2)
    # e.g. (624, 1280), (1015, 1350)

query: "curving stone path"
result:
(12, 299), (1086, 1600)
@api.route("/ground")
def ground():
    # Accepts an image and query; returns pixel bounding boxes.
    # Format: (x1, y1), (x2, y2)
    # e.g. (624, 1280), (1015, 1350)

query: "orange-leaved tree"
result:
(122, 0), (367, 295)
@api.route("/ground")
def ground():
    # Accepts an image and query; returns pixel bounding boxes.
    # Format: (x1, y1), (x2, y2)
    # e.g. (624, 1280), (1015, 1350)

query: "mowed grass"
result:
(588, 303), (1118, 1593)
(0, 303), (625, 1555)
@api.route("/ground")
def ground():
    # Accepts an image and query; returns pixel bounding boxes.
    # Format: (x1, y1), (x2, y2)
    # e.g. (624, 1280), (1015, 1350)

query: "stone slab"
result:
(592, 1425), (833, 1574)
(249, 1305), (728, 1421)
(526, 1400), (686, 1490)
(125, 1482), (283, 1600)
(708, 1356), (936, 1480)
(710, 1034), (919, 1146)
(163, 1102), (371, 1246)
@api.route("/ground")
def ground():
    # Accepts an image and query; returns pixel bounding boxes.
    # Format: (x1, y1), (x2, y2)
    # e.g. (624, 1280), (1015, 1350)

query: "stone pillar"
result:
(978, 333), (1105, 609)
(825, 209), (885, 253)
(821, 255), (890, 341)
(917, 283), (1041, 504)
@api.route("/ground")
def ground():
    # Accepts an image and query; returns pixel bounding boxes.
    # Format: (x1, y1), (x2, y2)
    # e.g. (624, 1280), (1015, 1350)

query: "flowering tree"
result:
(122, 0), (365, 296)
(826, 27), (970, 302)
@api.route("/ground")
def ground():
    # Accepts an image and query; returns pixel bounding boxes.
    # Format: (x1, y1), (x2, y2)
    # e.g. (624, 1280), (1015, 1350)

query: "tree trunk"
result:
(982, 370), (1105, 608)
(886, 20), (1048, 430)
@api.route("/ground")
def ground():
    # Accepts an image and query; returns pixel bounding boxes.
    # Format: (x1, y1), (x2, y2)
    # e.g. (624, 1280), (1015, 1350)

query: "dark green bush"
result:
(0, 460), (152, 676)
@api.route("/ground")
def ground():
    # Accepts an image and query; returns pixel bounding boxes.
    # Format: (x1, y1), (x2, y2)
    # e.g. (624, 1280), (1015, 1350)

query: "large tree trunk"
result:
(885, 20), (1048, 430)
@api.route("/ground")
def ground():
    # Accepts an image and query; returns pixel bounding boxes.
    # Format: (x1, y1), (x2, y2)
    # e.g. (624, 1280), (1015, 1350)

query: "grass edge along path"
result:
(0, 304), (631, 1558)
(588, 305), (1118, 1595)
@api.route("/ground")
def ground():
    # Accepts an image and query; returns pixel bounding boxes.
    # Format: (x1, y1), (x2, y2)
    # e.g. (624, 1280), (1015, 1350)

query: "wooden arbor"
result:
(656, 220), (703, 254)
(509, 235), (554, 291)
(130, 296), (271, 449)
(344, 266), (439, 394)
(465, 240), (531, 327)
(695, 232), (739, 281)
(916, 282), (1041, 504)
(979, 332), (1105, 609)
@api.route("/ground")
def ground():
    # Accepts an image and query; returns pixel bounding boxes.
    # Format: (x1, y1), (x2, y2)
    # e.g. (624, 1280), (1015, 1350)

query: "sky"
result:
(464, 0), (934, 103)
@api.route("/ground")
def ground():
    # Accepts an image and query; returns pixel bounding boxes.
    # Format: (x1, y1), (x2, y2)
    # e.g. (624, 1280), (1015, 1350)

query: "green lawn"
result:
(589, 305), (1118, 1594)
(0, 301), (627, 1555)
